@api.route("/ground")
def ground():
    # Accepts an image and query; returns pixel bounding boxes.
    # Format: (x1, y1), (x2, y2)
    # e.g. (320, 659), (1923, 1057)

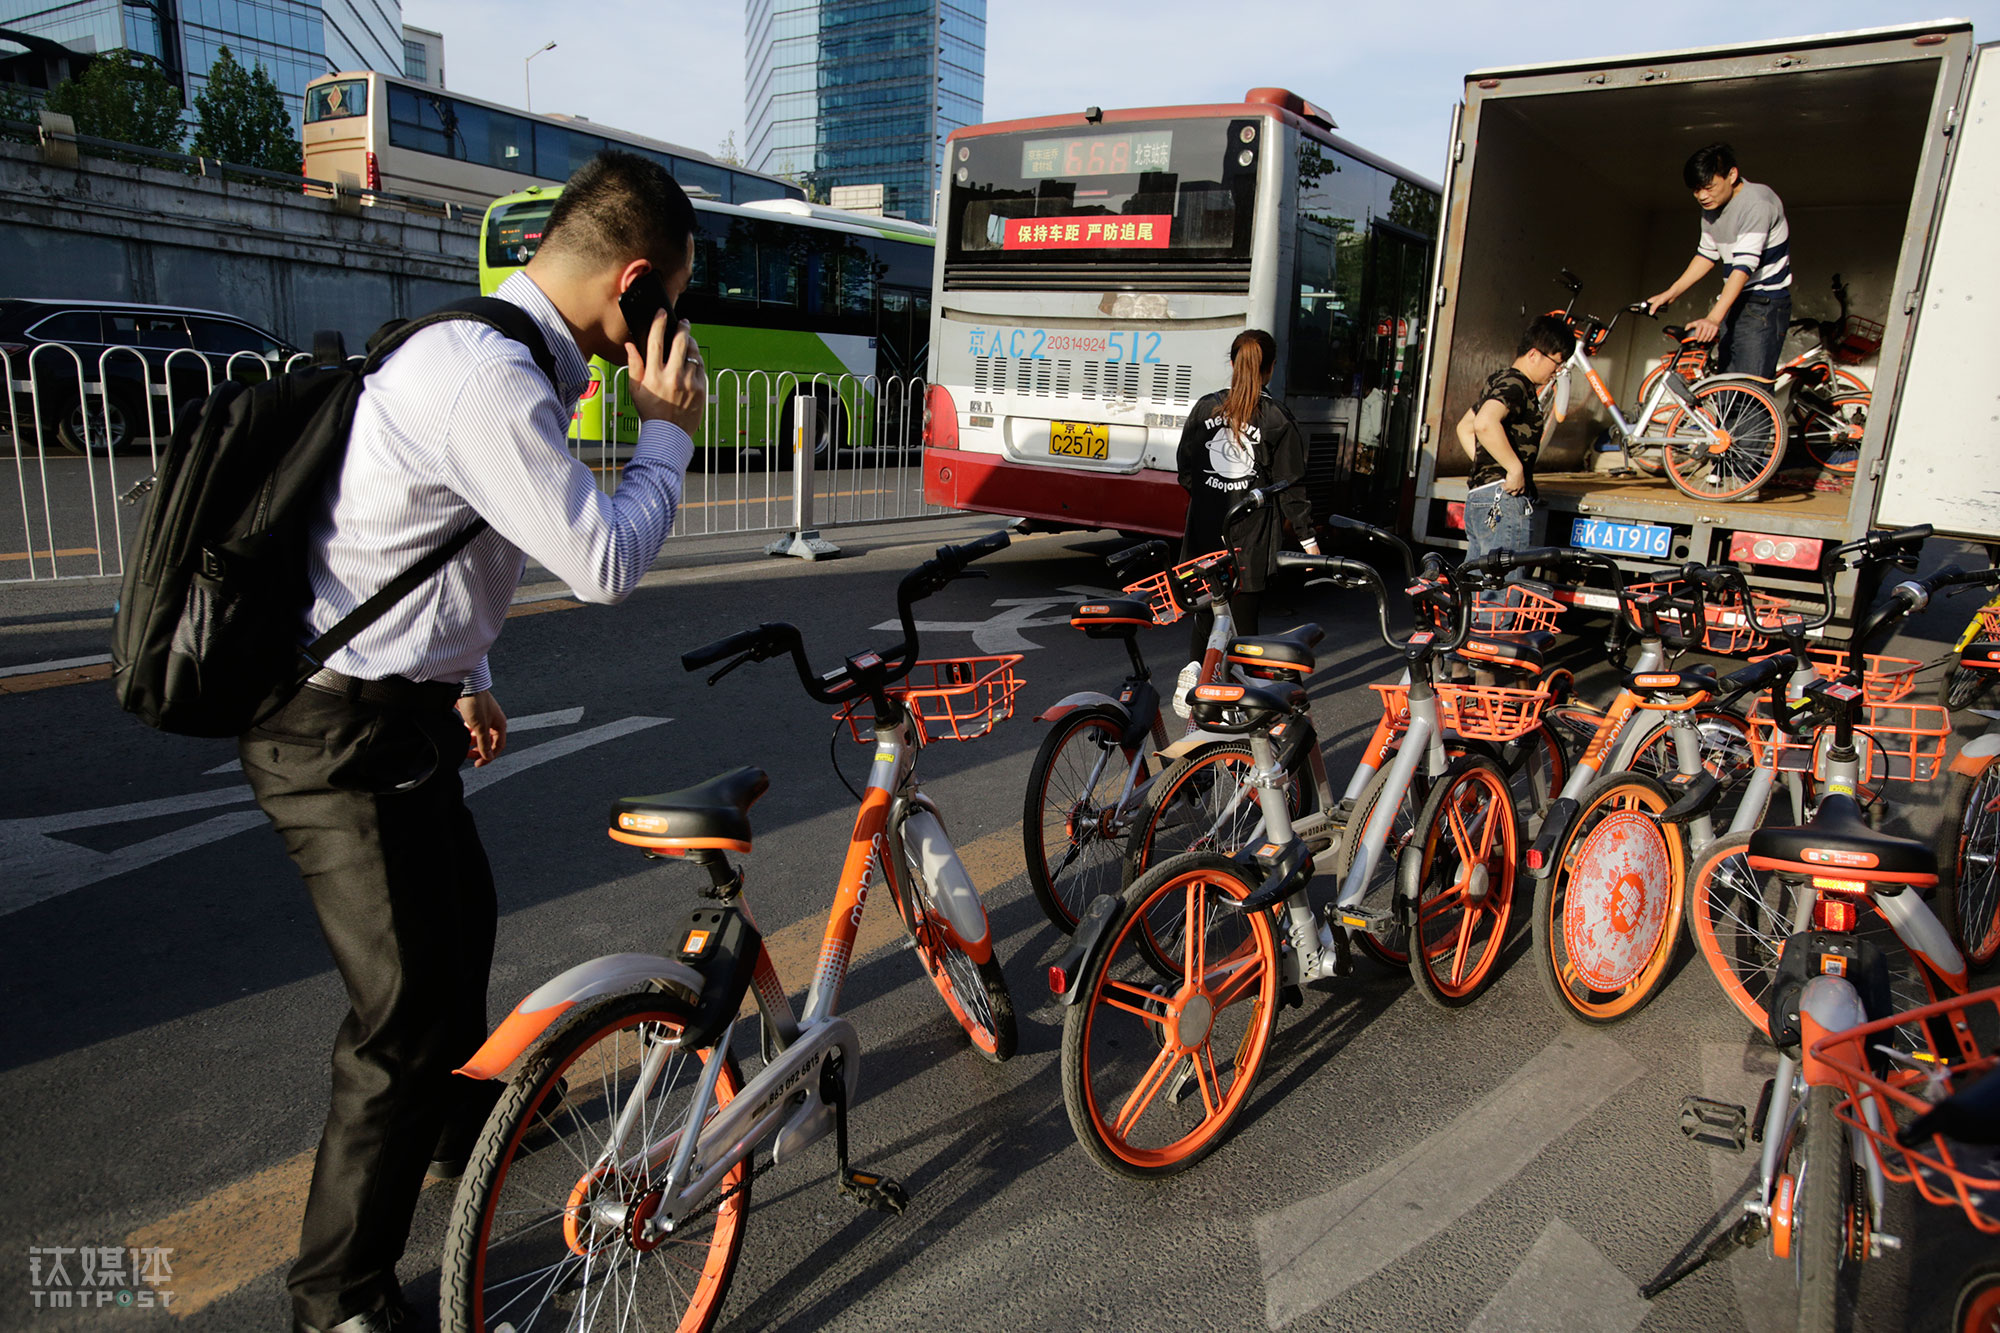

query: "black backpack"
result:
(112, 297), (559, 737)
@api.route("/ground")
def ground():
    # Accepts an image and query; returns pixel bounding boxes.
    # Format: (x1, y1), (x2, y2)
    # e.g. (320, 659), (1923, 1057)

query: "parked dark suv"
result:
(0, 299), (302, 454)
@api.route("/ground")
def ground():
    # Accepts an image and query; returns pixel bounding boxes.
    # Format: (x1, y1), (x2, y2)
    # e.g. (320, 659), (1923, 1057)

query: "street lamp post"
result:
(524, 41), (556, 112)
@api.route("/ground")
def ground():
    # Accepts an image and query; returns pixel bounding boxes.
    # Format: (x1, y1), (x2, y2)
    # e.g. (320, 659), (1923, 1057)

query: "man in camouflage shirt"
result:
(1454, 314), (1575, 558)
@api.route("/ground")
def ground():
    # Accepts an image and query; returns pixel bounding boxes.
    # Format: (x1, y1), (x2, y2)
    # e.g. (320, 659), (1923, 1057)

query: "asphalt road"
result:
(1, 517), (1994, 1333)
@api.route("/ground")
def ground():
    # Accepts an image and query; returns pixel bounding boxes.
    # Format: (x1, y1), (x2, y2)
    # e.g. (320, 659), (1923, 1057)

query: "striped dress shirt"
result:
(304, 271), (694, 694)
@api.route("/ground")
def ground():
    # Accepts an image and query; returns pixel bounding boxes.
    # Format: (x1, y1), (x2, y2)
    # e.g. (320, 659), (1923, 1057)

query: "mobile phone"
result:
(617, 271), (676, 353)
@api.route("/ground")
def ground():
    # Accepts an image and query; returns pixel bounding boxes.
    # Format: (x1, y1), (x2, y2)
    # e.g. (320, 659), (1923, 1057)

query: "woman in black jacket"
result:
(1173, 329), (1318, 705)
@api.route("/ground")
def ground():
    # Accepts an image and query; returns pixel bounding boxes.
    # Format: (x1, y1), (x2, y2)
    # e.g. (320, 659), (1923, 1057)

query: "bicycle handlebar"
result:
(1275, 550), (1472, 656)
(1108, 538), (1170, 574)
(680, 530), (1012, 704)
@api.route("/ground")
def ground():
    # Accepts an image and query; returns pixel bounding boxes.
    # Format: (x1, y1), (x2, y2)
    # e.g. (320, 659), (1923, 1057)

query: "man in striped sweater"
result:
(1645, 142), (1793, 380)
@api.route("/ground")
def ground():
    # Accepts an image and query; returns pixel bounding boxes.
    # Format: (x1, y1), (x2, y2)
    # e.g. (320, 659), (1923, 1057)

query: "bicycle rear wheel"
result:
(1632, 708), (1756, 828)
(1685, 831), (1805, 1034)
(1937, 765), (2000, 967)
(1792, 390), (1868, 474)
(441, 991), (749, 1333)
(1024, 706), (1134, 932)
(1405, 756), (1519, 1007)
(1794, 1082), (1865, 1333)
(1121, 741), (1314, 888)
(1530, 772), (1686, 1024)
(1060, 853), (1280, 1178)
(1663, 381), (1785, 501)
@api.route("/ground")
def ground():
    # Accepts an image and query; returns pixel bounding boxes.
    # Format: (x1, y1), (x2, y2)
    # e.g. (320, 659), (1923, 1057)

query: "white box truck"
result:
(1409, 20), (1996, 623)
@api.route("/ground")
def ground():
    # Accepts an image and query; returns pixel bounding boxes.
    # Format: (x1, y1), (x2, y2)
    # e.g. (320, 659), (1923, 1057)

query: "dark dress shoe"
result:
(428, 1075), (508, 1179)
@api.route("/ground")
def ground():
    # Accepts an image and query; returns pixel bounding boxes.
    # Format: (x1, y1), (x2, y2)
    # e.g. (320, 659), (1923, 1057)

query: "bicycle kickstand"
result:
(1639, 1211), (1766, 1299)
(820, 1051), (909, 1215)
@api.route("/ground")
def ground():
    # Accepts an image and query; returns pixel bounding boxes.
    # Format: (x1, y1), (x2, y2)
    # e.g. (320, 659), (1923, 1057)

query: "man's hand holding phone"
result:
(621, 273), (706, 435)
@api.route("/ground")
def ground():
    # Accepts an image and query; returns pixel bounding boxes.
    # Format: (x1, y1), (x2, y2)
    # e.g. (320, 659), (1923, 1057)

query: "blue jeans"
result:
(1718, 290), (1791, 380)
(1464, 481), (1535, 561)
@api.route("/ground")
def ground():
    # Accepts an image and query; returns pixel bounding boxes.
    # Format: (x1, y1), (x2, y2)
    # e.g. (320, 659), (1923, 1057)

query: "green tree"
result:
(714, 131), (741, 166)
(0, 82), (36, 142)
(191, 45), (300, 172)
(43, 50), (184, 151)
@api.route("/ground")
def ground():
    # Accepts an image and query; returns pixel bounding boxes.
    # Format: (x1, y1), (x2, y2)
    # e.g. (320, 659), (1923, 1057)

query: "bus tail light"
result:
(1728, 531), (1822, 570)
(924, 384), (958, 452)
(365, 150), (381, 193)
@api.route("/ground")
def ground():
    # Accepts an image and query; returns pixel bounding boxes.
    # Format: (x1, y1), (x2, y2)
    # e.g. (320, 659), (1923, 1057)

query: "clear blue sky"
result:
(406, 1), (1995, 184)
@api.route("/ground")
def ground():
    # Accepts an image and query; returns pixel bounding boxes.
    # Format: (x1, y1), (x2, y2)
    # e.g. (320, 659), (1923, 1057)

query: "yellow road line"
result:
(131, 822), (1023, 1317)
(0, 546), (97, 562)
(0, 661), (112, 694)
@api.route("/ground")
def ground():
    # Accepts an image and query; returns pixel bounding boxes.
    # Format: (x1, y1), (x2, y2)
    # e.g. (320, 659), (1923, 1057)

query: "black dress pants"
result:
(239, 681), (495, 1329)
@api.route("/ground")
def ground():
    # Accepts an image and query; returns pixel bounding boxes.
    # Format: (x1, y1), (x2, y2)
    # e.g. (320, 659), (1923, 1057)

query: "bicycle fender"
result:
(1155, 726), (1236, 765)
(1034, 691), (1125, 725)
(1949, 731), (2000, 777)
(1050, 893), (1124, 1005)
(1873, 889), (1968, 994)
(1527, 797), (1581, 879)
(456, 952), (708, 1080)
(897, 801), (992, 961)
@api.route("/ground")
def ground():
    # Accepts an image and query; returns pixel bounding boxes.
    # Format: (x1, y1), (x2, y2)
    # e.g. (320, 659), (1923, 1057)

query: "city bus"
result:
(479, 186), (935, 463)
(923, 87), (1441, 536)
(303, 69), (801, 211)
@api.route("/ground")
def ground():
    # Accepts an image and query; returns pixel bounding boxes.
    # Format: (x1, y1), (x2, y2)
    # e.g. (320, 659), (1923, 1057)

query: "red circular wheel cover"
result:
(1565, 809), (1672, 991)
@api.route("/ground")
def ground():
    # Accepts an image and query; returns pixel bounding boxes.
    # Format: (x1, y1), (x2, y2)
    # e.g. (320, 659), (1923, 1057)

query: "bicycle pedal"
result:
(1678, 1094), (1748, 1152)
(839, 1169), (908, 1215)
(1330, 905), (1395, 937)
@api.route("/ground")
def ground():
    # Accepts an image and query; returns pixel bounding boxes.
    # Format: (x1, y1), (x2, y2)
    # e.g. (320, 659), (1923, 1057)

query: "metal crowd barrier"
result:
(2, 346), (949, 584)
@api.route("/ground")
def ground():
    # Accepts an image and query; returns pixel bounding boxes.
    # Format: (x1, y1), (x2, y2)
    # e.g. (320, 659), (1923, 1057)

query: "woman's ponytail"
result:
(1222, 329), (1277, 444)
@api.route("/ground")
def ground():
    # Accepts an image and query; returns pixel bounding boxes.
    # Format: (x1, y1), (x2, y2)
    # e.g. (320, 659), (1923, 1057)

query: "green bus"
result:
(479, 186), (936, 465)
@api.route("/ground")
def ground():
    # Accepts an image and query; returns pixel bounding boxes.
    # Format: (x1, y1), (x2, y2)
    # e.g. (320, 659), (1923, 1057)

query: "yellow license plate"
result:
(1048, 421), (1109, 460)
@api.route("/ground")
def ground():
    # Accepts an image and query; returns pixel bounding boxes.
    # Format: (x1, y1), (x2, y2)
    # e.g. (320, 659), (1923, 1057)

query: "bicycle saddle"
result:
(1455, 630), (1555, 675)
(1225, 623), (1325, 676)
(1069, 598), (1153, 639)
(1746, 794), (1938, 886)
(1186, 679), (1307, 733)
(1622, 666), (1718, 699)
(1662, 324), (1691, 343)
(608, 765), (771, 855)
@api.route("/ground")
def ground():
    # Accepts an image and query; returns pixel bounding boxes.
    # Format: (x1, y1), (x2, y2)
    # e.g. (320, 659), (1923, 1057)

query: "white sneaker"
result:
(1172, 660), (1201, 719)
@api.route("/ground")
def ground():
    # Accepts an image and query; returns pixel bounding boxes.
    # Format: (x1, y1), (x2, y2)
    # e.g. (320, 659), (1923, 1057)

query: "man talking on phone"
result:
(241, 150), (705, 1333)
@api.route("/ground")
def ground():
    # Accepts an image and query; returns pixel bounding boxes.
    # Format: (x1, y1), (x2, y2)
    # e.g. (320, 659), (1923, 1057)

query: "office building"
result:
(745, 0), (983, 224)
(400, 22), (441, 89)
(0, 0), (408, 128)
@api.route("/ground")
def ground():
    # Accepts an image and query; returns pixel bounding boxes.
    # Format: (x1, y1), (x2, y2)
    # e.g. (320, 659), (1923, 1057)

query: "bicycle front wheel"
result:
(896, 814), (1017, 1061)
(1060, 853), (1281, 1178)
(441, 991), (749, 1333)
(1531, 772), (1686, 1024)
(1024, 706), (1134, 932)
(1941, 659), (1999, 712)
(1794, 1082), (1864, 1333)
(1664, 381), (1785, 502)
(1938, 765), (2000, 967)
(1406, 755), (1519, 1007)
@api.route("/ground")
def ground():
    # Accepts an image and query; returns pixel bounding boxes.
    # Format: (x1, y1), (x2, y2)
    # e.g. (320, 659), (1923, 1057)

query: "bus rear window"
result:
(945, 118), (1258, 266)
(486, 201), (554, 269)
(306, 80), (367, 124)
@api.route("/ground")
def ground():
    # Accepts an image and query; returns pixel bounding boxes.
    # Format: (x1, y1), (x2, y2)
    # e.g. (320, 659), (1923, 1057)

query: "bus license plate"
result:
(1049, 421), (1108, 460)
(1571, 517), (1673, 559)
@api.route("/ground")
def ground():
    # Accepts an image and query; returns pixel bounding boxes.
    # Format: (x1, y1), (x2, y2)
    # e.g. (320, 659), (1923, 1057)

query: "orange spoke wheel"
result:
(1530, 772), (1686, 1024)
(1060, 852), (1280, 1178)
(1663, 380), (1785, 502)
(1404, 755), (1519, 1007)
(441, 992), (749, 1333)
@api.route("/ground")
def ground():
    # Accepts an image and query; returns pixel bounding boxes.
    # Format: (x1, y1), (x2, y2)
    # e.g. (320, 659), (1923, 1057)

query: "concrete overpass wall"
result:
(0, 140), (480, 349)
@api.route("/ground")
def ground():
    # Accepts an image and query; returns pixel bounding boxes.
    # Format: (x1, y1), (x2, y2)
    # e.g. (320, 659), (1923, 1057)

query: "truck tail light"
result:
(924, 384), (958, 452)
(365, 150), (381, 192)
(1728, 531), (1822, 571)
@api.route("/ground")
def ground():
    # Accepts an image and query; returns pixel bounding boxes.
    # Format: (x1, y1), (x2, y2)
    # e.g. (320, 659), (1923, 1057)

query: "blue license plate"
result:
(1571, 517), (1673, 559)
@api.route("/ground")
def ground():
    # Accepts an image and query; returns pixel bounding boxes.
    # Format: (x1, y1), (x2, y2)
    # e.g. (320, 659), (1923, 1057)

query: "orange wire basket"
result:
(1121, 550), (1233, 626)
(1746, 697), (1951, 783)
(1467, 582), (1564, 637)
(1626, 579), (1791, 656)
(1833, 315), (1884, 366)
(1752, 648), (1922, 705)
(1370, 680), (1552, 744)
(1810, 985), (2000, 1235)
(836, 656), (1025, 744)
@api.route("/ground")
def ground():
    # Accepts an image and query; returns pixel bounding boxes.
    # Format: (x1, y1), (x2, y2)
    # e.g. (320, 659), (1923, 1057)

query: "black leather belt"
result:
(303, 667), (462, 711)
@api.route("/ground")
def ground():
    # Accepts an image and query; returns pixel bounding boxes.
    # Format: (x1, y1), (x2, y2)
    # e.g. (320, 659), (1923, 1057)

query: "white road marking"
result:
(200, 706), (588, 774)
(1253, 1031), (1644, 1329)
(0, 652), (112, 678)
(0, 716), (669, 916)
(1467, 1217), (1650, 1333)
(873, 588), (1119, 653)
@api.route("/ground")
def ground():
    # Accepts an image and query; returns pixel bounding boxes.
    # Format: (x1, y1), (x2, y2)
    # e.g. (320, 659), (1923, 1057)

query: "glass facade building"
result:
(0, 0), (405, 130)
(744, 0), (983, 224)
